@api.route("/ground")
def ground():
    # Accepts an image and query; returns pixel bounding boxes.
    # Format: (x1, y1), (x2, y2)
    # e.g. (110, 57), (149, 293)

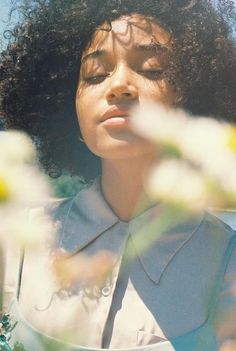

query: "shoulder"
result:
(208, 211), (236, 280)
(215, 211), (236, 295)
(217, 237), (236, 342)
(46, 196), (75, 220)
(204, 212), (236, 267)
(208, 212), (236, 326)
(169, 211), (236, 289)
(45, 182), (93, 220)
(196, 211), (236, 247)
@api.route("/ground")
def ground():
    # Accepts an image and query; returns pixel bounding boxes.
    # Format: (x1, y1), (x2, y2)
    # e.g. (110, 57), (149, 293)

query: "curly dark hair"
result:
(0, 0), (236, 181)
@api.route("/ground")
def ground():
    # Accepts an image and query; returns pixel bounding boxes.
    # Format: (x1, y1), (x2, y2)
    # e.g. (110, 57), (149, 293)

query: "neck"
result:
(101, 155), (156, 221)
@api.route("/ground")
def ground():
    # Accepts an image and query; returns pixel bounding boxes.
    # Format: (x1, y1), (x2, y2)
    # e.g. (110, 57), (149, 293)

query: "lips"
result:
(100, 106), (133, 128)
(101, 106), (130, 122)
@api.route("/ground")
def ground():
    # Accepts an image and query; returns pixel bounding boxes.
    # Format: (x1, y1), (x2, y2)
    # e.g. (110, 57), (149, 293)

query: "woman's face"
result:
(76, 14), (178, 161)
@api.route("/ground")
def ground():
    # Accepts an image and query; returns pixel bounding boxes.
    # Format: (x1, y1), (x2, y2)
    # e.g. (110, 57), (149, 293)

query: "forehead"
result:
(82, 14), (171, 57)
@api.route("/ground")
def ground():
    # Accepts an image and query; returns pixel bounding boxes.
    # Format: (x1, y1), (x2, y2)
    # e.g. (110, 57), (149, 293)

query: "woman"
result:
(0, 0), (236, 350)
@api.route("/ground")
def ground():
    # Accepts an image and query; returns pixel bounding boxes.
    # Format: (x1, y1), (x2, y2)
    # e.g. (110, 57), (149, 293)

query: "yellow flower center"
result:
(0, 176), (10, 202)
(227, 127), (236, 153)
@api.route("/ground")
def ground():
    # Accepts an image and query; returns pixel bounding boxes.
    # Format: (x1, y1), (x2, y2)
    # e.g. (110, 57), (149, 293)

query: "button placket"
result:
(101, 286), (111, 296)
(90, 255), (124, 347)
(85, 222), (130, 348)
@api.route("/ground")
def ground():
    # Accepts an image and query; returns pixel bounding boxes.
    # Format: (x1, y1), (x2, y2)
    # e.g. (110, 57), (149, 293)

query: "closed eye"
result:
(138, 69), (164, 80)
(84, 74), (109, 84)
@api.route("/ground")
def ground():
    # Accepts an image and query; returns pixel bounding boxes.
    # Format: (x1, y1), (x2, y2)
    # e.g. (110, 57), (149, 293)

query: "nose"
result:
(105, 64), (138, 103)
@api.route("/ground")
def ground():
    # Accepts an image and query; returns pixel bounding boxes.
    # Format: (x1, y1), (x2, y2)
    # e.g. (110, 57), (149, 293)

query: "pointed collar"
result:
(58, 178), (204, 284)
(128, 207), (204, 283)
(59, 178), (119, 253)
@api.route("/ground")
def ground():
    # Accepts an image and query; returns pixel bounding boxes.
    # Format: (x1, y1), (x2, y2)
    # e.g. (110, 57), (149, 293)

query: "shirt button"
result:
(101, 286), (111, 296)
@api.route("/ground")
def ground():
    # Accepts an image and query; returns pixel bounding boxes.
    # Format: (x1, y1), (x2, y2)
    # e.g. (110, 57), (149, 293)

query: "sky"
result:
(0, 0), (11, 24)
(0, 1), (235, 49)
(0, 0), (18, 49)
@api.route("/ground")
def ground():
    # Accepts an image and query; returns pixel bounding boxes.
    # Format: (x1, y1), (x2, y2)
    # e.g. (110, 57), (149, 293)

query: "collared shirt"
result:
(5, 178), (236, 349)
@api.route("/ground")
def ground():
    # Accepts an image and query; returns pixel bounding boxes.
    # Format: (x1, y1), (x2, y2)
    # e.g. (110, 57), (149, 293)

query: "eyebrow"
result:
(133, 42), (168, 52)
(81, 50), (105, 65)
(81, 42), (167, 65)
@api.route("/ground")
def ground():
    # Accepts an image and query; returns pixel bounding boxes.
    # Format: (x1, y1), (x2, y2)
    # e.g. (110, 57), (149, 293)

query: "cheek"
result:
(75, 82), (98, 121)
(145, 80), (179, 106)
(75, 84), (84, 120)
(75, 90), (88, 135)
(75, 88), (96, 149)
(75, 85), (89, 125)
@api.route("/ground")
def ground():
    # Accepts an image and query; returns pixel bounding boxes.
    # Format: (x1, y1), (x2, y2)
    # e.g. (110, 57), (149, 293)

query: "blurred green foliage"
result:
(48, 172), (87, 198)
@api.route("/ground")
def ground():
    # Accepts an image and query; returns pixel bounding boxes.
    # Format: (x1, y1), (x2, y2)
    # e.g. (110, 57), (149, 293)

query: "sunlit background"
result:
(0, 0), (17, 50)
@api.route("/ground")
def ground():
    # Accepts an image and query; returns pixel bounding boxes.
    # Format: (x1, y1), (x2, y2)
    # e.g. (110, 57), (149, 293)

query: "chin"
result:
(93, 142), (155, 160)
(84, 130), (155, 160)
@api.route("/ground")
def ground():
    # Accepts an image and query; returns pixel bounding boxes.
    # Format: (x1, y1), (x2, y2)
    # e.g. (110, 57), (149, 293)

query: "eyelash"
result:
(84, 74), (109, 84)
(83, 69), (164, 85)
(138, 69), (164, 79)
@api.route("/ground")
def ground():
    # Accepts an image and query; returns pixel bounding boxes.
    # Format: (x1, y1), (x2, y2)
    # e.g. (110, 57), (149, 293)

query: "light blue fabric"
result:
(4, 180), (236, 350)
(7, 303), (218, 351)
(6, 233), (236, 350)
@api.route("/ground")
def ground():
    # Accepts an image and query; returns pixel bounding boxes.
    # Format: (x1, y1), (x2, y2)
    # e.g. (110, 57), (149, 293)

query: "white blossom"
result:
(0, 131), (54, 248)
(131, 102), (236, 210)
(147, 160), (208, 212)
(0, 130), (36, 165)
(1, 208), (55, 248)
(131, 102), (187, 147)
